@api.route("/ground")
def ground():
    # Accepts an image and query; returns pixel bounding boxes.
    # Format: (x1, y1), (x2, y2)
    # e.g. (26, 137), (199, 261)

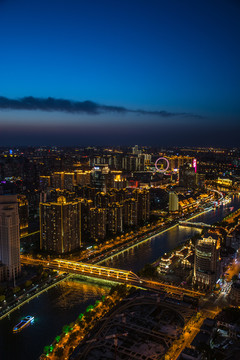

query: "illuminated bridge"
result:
(21, 257), (204, 298)
(21, 257), (142, 283)
(179, 220), (212, 229)
(53, 259), (142, 283)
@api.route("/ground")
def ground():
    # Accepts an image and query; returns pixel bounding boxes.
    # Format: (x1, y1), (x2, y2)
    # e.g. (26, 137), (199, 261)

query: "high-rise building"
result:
(89, 207), (107, 240)
(80, 199), (93, 238)
(91, 164), (110, 192)
(63, 172), (75, 190)
(95, 192), (110, 208)
(169, 191), (179, 212)
(75, 171), (91, 186)
(0, 195), (21, 281)
(123, 198), (138, 226)
(113, 173), (127, 190)
(51, 172), (64, 189)
(40, 196), (81, 254)
(132, 145), (141, 155)
(167, 156), (194, 171)
(17, 195), (29, 236)
(122, 155), (145, 172)
(196, 173), (205, 188)
(179, 164), (196, 189)
(39, 176), (51, 190)
(193, 236), (220, 288)
(133, 189), (150, 222)
(122, 156), (138, 171)
(107, 203), (123, 234)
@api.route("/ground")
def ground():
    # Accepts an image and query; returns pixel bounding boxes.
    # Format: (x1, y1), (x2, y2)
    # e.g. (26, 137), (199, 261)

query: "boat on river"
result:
(13, 316), (34, 333)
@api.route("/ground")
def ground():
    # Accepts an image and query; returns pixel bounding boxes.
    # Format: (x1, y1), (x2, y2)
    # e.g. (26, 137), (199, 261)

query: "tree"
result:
(62, 324), (70, 334)
(139, 263), (157, 279)
(86, 304), (94, 312)
(55, 335), (61, 343)
(43, 345), (51, 355)
(78, 313), (84, 321)
(0, 295), (5, 302)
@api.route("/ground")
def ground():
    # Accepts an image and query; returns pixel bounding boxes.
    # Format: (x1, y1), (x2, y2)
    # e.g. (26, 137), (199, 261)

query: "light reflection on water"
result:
(104, 226), (201, 273)
(55, 279), (109, 309)
(0, 278), (110, 360)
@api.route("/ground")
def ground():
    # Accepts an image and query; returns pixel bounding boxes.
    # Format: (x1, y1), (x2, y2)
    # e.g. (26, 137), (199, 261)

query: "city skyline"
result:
(0, 0), (240, 146)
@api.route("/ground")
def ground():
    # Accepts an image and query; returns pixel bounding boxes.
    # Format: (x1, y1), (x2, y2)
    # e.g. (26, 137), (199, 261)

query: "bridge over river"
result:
(21, 257), (204, 298)
(179, 220), (213, 229)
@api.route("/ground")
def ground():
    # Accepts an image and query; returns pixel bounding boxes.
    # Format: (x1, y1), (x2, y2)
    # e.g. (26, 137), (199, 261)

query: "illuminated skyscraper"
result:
(133, 189), (150, 222)
(0, 195), (21, 281)
(91, 164), (110, 192)
(80, 199), (93, 236)
(90, 207), (107, 240)
(40, 196), (81, 254)
(194, 236), (220, 287)
(123, 198), (138, 226)
(107, 203), (123, 234)
(52, 172), (64, 189)
(63, 172), (75, 190)
(113, 173), (126, 190)
(169, 191), (179, 212)
(75, 171), (91, 186)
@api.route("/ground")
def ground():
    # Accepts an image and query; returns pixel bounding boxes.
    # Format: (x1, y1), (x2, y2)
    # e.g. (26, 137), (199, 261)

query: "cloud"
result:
(0, 96), (203, 119)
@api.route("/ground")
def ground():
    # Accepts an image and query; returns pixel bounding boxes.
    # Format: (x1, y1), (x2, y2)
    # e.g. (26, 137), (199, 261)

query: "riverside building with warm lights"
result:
(193, 236), (221, 288)
(40, 196), (81, 254)
(123, 198), (138, 226)
(89, 207), (107, 240)
(168, 191), (179, 212)
(107, 203), (123, 234)
(0, 195), (21, 281)
(133, 189), (150, 222)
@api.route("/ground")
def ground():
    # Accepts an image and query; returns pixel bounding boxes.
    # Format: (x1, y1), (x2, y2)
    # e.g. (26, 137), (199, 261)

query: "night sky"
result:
(0, 0), (239, 147)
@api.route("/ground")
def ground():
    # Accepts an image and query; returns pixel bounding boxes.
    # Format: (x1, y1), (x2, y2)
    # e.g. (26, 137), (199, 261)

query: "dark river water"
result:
(1, 194), (239, 360)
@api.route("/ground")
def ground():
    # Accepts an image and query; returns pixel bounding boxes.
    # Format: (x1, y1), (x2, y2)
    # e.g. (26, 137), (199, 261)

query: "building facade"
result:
(169, 191), (179, 212)
(193, 236), (220, 288)
(40, 196), (81, 254)
(17, 194), (29, 236)
(0, 195), (21, 281)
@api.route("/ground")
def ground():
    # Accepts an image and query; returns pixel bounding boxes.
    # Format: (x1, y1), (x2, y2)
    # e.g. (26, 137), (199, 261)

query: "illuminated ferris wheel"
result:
(154, 157), (169, 173)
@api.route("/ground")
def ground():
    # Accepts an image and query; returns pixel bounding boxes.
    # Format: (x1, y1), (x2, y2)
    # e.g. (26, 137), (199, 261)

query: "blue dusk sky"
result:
(0, 0), (239, 146)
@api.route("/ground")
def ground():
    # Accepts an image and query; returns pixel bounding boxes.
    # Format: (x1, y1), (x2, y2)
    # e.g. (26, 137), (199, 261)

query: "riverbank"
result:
(39, 284), (131, 360)
(0, 273), (71, 321)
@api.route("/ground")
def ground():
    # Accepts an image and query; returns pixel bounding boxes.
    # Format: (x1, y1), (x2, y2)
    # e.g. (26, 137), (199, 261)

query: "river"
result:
(1, 194), (239, 360)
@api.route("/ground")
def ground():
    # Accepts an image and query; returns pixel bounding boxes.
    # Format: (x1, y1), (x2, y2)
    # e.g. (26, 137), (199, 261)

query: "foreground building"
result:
(0, 195), (21, 281)
(40, 196), (81, 254)
(193, 236), (220, 288)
